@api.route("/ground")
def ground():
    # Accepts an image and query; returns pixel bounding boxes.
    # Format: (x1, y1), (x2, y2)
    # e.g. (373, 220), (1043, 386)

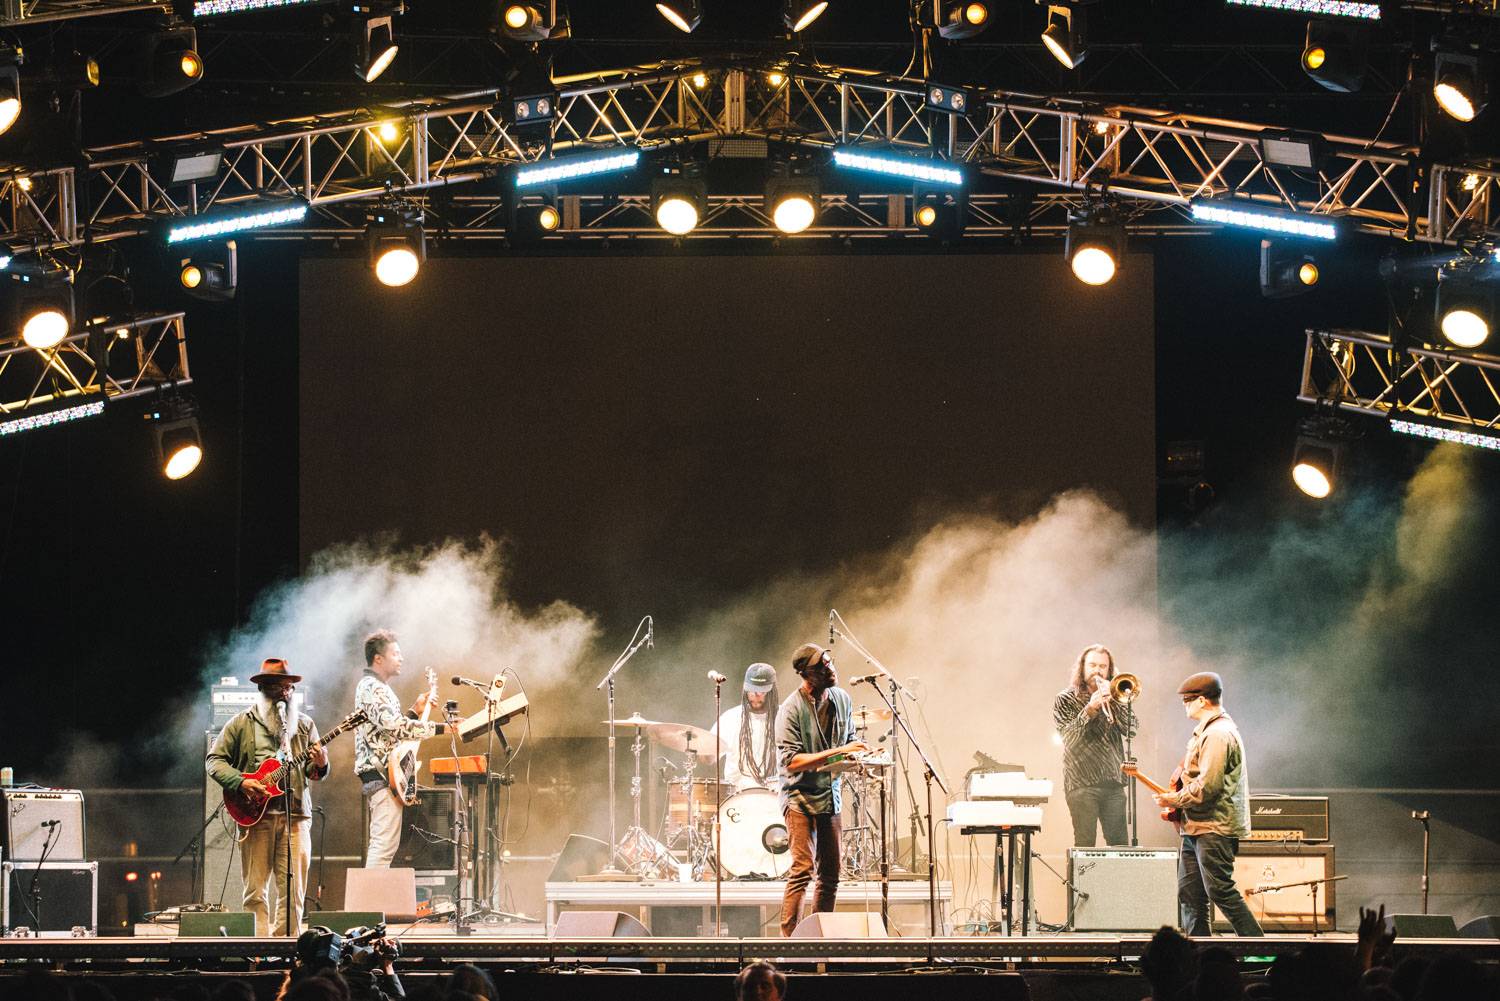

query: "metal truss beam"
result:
(2, 58), (1497, 254)
(1299, 328), (1500, 434)
(1, 0), (163, 25)
(0, 310), (190, 417)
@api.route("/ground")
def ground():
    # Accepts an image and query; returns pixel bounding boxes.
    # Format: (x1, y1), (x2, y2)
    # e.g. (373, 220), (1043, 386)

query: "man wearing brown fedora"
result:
(206, 658), (329, 936)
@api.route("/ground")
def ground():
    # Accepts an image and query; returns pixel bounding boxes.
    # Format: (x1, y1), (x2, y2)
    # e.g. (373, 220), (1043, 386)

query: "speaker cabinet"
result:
(1224, 844), (1335, 932)
(1388, 913), (1459, 938)
(179, 911), (255, 937)
(1069, 848), (1178, 931)
(203, 731), (246, 910)
(1460, 915), (1500, 938)
(391, 787), (458, 870)
(2, 861), (97, 936)
(790, 912), (887, 937)
(554, 910), (651, 936)
(548, 834), (611, 883)
(1, 789), (86, 861)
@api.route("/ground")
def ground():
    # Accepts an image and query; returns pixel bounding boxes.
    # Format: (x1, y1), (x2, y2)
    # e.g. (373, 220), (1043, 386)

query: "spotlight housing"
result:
(1259, 239), (1320, 299)
(1434, 260), (1495, 349)
(765, 175), (820, 235)
(1432, 45), (1487, 123)
(912, 188), (966, 243)
(1040, 4), (1086, 70)
(355, 13), (399, 83)
(1291, 435), (1337, 499)
(154, 410), (203, 481)
(935, 1), (990, 40)
(1066, 205), (1125, 286)
(656, 0), (702, 33)
(783, 0), (828, 32)
(652, 173), (707, 236)
(510, 199), (562, 243)
(141, 25), (203, 98)
(500, 1), (568, 41)
(1301, 19), (1367, 93)
(367, 206), (425, 287)
(0, 50), (20, 139)
(11, 270), (75, 350)
(178, 239), (238, 302)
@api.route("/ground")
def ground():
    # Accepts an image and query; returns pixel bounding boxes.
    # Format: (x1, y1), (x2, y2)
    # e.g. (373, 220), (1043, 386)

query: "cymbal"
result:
(647, 722), (716, 757)
(602, 713), (665, 727)
(854, 706), (892, 721)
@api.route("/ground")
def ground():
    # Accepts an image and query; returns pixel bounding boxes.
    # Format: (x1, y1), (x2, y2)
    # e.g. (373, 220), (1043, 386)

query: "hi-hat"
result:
(602, 712), (664, 727)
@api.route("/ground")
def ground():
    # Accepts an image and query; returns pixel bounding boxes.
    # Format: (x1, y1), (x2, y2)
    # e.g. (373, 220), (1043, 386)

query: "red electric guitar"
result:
(223, 709), (367, 827)
(1120, 761), (1185, 824)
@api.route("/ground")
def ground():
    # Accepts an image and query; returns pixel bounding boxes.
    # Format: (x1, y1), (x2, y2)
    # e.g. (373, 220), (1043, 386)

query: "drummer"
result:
(708, 663), (781, 792)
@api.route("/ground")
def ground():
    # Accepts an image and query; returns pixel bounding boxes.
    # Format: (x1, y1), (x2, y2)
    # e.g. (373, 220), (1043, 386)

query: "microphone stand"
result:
(860, 678), (948, 947)
(592, 616), (653, 877)
(712, 673), (724, 937)
(1412, 810), (1432, 914)
(443, 701), (473, 935)
(1245, 874), (1346, 936)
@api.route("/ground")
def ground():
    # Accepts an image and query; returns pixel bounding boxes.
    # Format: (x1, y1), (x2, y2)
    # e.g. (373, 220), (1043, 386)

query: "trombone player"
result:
(1053, 644), (1140, 846)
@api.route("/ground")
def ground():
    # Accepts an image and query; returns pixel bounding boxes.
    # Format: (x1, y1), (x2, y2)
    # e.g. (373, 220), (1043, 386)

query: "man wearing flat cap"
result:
(1153, 671), (1263, 937)
(206, 658), (329, 936)
(710, 663), (782, 792)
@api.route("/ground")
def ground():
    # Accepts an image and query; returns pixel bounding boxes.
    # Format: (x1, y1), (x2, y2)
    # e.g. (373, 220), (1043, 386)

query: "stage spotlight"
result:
(12, 270), (75, 350)
(154, 412), (203, 481)
(652, 174), (706, 235)
(1041, 5), (1086, 70)
(367, 206), (425, 287)
(935, 1), (989, 39)
(1260, 239), (1319, 298)
(1291, 436), (1336, 498)
(141, 25), (203, 98)
(1301, 19), (1367, 93)
(783, 0), (828, 32)
(355, 13), (398, 83)
(912, 189), (965, 242)
(179, 240), (237, 302)
(0, 50), (20, 138)
(1435, 261), (1494, 349)
(766, 176), (819, 235)
(656, 0), (702, 33)
(500, 1), (568, 41)
(1066, 205), (1125, 286)
(510, 200), (561, 243)
(1432, 46), (1487, 123)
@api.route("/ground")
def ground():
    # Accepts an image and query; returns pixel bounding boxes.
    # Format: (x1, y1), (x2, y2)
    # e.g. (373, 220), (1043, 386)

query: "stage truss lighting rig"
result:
(354, 2), (402, 83)
(367, 204), (425, 287)
(140, 24), (203, 98)
(149, 394), (203, 480)
(500, 0), (568, 41)
(1435, 256), (1495, 349)
(1066, 203), (1124, 285)
(656, 0), (703, 33)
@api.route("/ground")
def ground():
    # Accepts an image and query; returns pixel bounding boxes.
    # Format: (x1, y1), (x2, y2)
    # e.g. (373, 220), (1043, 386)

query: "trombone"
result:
(1110, 672), (1141, 704)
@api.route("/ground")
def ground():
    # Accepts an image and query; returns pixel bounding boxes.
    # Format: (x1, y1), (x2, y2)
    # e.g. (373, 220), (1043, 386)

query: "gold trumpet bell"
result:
(1110, 672), (1141, 703)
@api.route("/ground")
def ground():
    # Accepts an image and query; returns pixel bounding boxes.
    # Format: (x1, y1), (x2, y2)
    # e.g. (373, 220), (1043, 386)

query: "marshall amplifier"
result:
(1249, 795), (1329, 842)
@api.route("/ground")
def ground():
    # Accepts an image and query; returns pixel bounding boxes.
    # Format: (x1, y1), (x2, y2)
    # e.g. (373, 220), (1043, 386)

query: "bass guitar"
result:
(1120, 761), (1185, 824)
(224, 709), (368, 827)
(387, 667), (438, 806)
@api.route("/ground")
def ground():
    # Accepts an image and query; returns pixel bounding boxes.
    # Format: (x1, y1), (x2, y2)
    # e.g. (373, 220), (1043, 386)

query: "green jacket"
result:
(206, 705), (328, 819)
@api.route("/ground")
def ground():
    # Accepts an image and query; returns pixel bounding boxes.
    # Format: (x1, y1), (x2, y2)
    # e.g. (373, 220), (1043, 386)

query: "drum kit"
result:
(600, 707), (896, 881)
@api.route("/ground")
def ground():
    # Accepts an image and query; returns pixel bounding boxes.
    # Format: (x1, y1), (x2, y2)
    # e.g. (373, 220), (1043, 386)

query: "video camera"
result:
(296, 923), (400, 974)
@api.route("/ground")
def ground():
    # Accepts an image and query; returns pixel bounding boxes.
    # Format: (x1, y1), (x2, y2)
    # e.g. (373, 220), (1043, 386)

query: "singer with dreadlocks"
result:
(709, 663), (781, 792)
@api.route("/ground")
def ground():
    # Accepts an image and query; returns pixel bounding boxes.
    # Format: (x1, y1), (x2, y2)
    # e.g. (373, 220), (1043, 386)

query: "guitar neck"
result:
(1126, 770), (1169, 796)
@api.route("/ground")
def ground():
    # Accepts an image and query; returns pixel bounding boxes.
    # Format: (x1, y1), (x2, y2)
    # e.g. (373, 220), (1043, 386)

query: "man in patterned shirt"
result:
(354, 629), (452, 868)
(1053, 644), (1138, 846)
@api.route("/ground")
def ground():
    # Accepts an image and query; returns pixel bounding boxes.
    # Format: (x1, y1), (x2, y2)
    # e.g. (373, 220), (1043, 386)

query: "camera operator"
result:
(280, 925), (404, 1001)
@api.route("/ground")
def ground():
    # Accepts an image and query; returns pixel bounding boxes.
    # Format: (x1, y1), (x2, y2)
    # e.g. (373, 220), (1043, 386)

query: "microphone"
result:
(275, 699), (289, 717)
(850, 674), (878, 686)
(451, 675), (490, 694)
(828, 609), (836, 647)
(646, 617), (654, 650)
(1411, 810), (1431, 821)
(40, 819), (60, 829)
(708, 670), (727, 684)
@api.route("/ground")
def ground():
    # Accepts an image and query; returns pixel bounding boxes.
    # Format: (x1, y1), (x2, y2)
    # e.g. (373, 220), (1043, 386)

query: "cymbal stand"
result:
(592, 616), (653, 876)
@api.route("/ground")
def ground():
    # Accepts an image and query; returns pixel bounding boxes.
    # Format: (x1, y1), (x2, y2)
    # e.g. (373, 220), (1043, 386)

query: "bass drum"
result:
(718, 787), (791, 879)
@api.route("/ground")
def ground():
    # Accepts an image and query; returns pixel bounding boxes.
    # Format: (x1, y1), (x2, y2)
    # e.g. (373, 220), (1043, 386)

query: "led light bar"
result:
(1226, 0), (1380, 20)
(832, 149), (964, 187)
(1190, 202), (1337, 241)
(166, 201), (308, 244)
(0, 255), (10, 271)
(190, 0), (332, 16)
(0, 399), (105, 437)
(515, 150), (641, 188)
(1390, 418), (1500, 452)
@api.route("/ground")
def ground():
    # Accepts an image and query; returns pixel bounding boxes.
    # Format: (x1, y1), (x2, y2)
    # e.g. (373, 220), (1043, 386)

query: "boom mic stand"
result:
(591, 616), (654, 878)
(1412, 810), (1432, 914)
(712, 671), (724, 937)
(443, 700), (473, 935)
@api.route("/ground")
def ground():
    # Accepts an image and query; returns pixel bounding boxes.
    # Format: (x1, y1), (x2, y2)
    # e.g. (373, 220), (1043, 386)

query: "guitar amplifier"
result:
(2, 861), (98, 936)
(1219, 844), (1336, 933)
(2, 789), (86, 862)
(1069, 849), (1178, 931)
(1249, 795), (1329, 842)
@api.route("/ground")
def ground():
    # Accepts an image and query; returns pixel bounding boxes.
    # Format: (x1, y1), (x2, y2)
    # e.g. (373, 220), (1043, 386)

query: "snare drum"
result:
(667, 778), (735, 829)
(717, 787), (791, 878)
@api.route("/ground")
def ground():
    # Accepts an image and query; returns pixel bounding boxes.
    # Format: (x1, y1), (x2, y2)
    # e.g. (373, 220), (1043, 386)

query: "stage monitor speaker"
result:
(554, 910), (651, 937)
(345, 867), (418, 921)
(1460, 915), (1500, 938)
(203, 731), (246, 910)
(1387, 913), (1459, 938)
(309, 911), (386, 934)
(180, 911), (255, 937)
(390, 787), (458, 870)
(1069, 849), (1177, 932)
(2, 861), (97, 936)
(548, 833), (611, 882)
(1227, 844), (1335, 932)
(790, 912), (887, 938)
(1, 789), (86, 861)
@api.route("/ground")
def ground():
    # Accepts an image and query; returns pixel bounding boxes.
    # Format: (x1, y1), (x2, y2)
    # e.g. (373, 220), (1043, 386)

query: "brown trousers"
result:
(779, 809), (841, 936)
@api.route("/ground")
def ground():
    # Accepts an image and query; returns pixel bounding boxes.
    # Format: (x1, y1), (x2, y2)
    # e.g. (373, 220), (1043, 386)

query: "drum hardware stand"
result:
(590, 616), (653, 880)
(1245, 874), (1346, 936)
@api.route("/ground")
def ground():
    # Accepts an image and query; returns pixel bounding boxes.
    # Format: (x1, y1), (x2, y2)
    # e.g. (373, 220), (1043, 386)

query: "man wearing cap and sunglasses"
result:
(206, 658), (329, 936)
(1153, 671), (1263, 937)
(775, 643), (868, 936)
(710, 663), (782, 792)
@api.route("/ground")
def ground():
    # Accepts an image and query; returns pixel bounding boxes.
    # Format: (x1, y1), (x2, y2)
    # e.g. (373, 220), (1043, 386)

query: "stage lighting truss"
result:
(2, 60), (1499, 253)
(367, 204), (424, 287)
(1299, 326), (1500, 449)
(0, 311), (190, 435)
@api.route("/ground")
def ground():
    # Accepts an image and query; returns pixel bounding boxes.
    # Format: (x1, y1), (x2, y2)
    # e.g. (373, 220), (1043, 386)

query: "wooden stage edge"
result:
(1, 934), (1497, 969)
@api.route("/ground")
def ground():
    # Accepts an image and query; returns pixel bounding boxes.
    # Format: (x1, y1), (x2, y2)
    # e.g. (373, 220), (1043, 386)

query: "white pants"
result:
(365, 784), (404, 868)
(239, 816), (310, 937)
